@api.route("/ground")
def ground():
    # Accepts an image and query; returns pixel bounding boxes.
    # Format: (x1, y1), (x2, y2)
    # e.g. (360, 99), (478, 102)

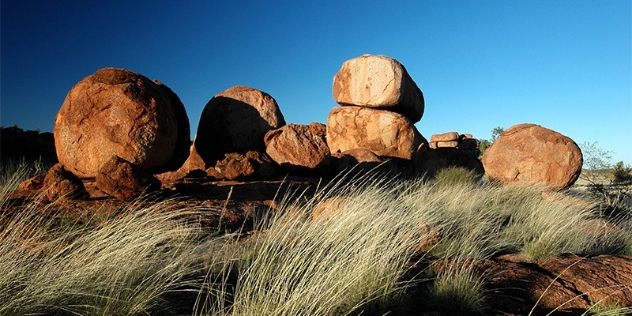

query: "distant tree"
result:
(490, 126), (505, 142)
(612, 161), (632, 184)
(478, 126), (505, 158)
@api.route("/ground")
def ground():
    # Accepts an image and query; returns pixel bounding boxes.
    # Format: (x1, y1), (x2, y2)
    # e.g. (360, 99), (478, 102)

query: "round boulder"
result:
(482, 123), (583, 190)
(194, 86), (286, 164)
(332, 54), (425, 123)
(54, 68), (190, 178)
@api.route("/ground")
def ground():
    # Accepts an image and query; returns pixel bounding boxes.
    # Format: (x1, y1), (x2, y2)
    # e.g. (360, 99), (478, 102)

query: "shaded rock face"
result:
(43, 163), (87, 201)
(194, 86), (286, 165)
(152, 80), (192, 171)
(330, 148), (396, 178)
(19, 175), (45, 191)
(332, 54), (425, 123)
(95, 156), (161, 200)
(54, 68), (190, 178)
(264, 123), (330, 174)
(415, 146), (484, 178)
(482, 123), (583, 190)
(326, 106), (421, 160)
(206, 151), (275, 181)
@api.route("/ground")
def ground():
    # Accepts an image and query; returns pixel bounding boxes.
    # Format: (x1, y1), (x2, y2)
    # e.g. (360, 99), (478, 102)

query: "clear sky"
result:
(2, 0), (631, 165)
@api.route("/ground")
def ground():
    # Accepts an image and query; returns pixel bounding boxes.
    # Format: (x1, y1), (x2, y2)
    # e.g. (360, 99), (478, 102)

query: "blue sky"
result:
(2, 0), (631, 165)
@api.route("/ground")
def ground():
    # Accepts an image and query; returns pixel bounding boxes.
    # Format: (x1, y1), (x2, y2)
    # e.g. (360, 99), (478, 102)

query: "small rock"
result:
(95, 156), (161, 200)
(43, 163), (87, 201)
(19, 175), (45, 191)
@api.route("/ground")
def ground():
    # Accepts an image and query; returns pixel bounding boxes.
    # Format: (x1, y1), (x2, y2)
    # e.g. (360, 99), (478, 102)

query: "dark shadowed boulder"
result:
(194, 86), (286, 165)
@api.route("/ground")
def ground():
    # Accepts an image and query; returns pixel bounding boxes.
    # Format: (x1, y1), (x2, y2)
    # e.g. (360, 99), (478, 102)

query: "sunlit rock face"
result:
(264, 123), (330, 175)
(54, 67), (190, 178)
(332, 54), (425, 123)
(326, 106), (422, 161)
(482, 123), (583, 191)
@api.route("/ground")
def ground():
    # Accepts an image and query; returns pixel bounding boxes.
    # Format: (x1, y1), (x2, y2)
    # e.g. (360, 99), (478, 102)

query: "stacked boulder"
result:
(327, 54), (425, 174)
(52, 67), (191, 199)
(416, 132), (484, 177)
(429, 132), (481, 157)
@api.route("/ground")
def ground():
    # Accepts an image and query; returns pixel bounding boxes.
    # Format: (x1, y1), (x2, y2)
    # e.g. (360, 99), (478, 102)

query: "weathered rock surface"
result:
(482, 123), (583, 190)
(19, 175), (45, 191)
(326, 106), (421, 160)
(43, 163), (87, 201)
(264, 123), (330, 174)
(332, 54), (425, 122)
(54, 68), (190, 178)
(206, 151), (275, 180)
(194, 86), (286, 164)
(466, 255), (632, 314)
(95, 156), (161, 200)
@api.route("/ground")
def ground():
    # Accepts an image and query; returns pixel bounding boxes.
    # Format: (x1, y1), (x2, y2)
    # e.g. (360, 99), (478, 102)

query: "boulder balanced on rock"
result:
(332, 54), (425, 123)
(54, 68), (190, 178)
(482, 123), (583, 190)
(194, 86), (286, 165)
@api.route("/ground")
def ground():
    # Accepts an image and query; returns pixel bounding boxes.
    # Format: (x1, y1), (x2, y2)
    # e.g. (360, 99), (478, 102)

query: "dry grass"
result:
(0, 164), (630, 315)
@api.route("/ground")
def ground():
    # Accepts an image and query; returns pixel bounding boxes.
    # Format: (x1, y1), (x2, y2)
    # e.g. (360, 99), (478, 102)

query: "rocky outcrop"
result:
(464, 255), (632, 314)
(264, 123), (330, 175)
(332, 54), (425, 123)
(54, 68), (190, 178)
(415, 132), (484, 177)
(194, 86), (286, 164)
(18, 175), (45, 191)
(206, 151), (275, 181)
(95, 156), (161, 200)
(326, 106), (422, 160)
(43, 163), (87, 201)
(482, 123), (583, 190)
